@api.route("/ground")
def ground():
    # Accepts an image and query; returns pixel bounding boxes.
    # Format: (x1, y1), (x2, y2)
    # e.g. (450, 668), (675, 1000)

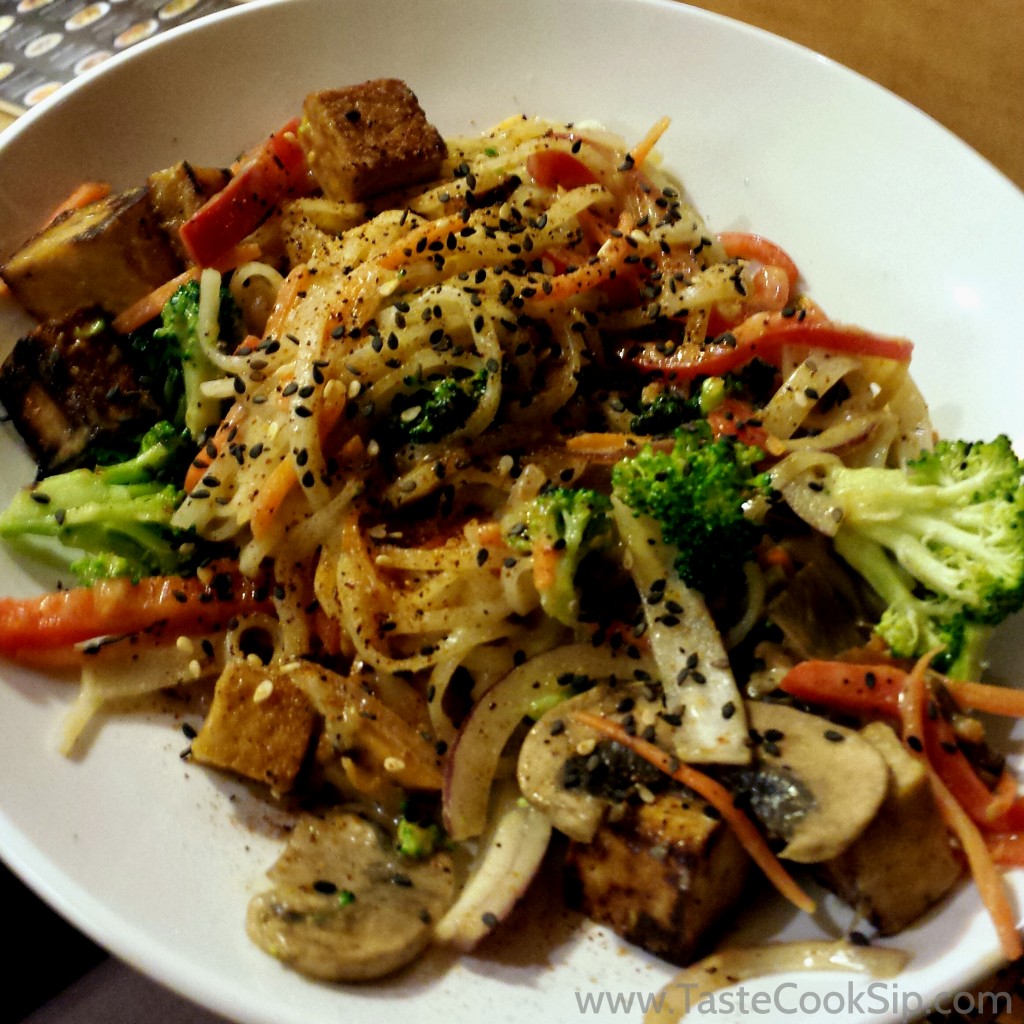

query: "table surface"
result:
(1, 1), (1022, 1021)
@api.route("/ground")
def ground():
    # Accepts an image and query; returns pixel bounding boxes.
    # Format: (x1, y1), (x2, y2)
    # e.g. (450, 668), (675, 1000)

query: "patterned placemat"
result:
(0, 0), (238, 116)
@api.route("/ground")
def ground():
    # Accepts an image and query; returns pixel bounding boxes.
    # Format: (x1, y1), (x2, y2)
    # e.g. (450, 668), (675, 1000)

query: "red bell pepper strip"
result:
(526, 149), (599, 191)
(628, 315), (914, 385)
(717, 231), (800, 291)
(179, 118), (314, 267)
(0, 564), (272, 655)
(706, 396), (769, 449)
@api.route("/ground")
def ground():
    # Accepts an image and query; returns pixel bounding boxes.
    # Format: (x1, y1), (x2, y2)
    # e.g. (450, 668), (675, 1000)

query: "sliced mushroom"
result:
(517, 679), (674, 842)
(743, 702), (890, 863)
(246, 810), (456, 981)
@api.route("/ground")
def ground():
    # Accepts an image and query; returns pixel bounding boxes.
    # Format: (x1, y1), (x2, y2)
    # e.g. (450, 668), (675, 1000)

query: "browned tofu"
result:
(0, 308), (161, 472)
(190, 662), (317, 792)
(300, 79), (446, 202)
(1, 186), (180, 321)
(147, 162), (230, 262)
(819, 722), (962, 934)
(564, 791), (751, 964)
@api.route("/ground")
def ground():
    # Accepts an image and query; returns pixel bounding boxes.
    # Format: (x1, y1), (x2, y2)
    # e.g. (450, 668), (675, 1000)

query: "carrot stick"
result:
(986, 833), (1024, 866)
(184, 400), (246, 492)
(571, 709), (817, 915)
(986, 768), (1020, 824)
(250, 385), (347, 539)
(629, 116), (670, 170)
(528, 212), (636, 305)
(112, 242), (262, 334)
(45, 181), (111, 225)
(377, 212), (465, 271)
(931, 765), (1023, 961)
(261, 264), (309, 340)
(898, 651), (1023, 962)
(944, 679), (1024, 720)
(0, 563), (271, 654)
(531, 543), (560, 594)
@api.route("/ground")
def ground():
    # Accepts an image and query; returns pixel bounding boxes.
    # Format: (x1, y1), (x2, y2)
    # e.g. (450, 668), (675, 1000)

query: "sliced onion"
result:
(443, 643), (639, 840)
(611, 498), (750, 765)
(647, 940), (910, 1022)
(433, 782), (551, 951)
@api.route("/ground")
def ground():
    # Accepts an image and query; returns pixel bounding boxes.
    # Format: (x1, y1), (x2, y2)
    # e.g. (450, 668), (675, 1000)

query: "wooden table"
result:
(685, 0), (1024, 191)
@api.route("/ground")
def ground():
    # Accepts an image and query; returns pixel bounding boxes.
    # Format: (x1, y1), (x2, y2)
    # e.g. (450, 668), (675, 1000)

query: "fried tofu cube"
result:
(819, 722), (962, 934)
(147, 162), (231, 262)
(564, 791), (751, 964)
(300, 79), (446, 202)
(190, 662), (317, 792)
(1, 187), (180, 320)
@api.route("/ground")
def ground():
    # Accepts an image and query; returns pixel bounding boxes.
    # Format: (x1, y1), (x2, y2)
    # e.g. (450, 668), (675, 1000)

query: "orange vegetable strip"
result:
(378, 212), (466, 271)
(986, 769), (1020, 824)
(629, 116), (671, 170)
(986, 834), (1024, 866)
(111, 242), (261, 334)
(45, 180), (111, 225)
(937, 770), (1022, 959)
(717, 231), (800, 291)
(531, 543), (560, 594)
(898, 653), (1024, 961)
(0, 564), (271, 653)
(572, 710), (817, 915)
(184, 400), (246, 492)
(944, 679), (1024, 720)
(781, 658), (1024, 831)
(528, 212), (636, 304)
(930, 764), (1023, 961)
(250, 385), (347, 540)
(261, 264), (310, 340)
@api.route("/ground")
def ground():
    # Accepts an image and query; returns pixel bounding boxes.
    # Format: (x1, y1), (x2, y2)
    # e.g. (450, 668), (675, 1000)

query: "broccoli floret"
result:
(610, 420), (773, 595)
(395, 816), (445, 859)
(152, 279), (242, 440)
(0, 421), (202, 584)
(507, 487), (615, 628)
(629, 389), (701, 435)
(827, 435), (1024, 677)
(385, 368), (489, 445)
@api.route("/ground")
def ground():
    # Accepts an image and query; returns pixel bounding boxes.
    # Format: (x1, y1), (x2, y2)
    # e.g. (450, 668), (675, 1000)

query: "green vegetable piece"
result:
(827, 435), (1024, 678)
(611, 420), (772, 595)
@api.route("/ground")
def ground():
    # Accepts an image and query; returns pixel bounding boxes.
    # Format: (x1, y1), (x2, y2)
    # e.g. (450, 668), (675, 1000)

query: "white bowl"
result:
(0, 1), (1022, 1022)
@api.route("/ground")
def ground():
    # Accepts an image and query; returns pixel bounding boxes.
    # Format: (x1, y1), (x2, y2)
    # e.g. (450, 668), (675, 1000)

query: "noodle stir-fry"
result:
(1, 80), (1022, 985)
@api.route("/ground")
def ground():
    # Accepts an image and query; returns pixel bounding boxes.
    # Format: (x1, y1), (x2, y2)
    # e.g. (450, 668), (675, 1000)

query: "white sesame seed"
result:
(253, 680), (274, 703)
(383, 756), (406, 773)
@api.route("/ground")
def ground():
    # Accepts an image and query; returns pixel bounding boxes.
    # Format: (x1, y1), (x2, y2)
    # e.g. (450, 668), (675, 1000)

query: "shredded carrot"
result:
(986, 768), (1020, 824)
(184, 401), (246, 492)
(986, 833), (1024, 867)
(571, 709), (817, 915)
(931, 765), (1023, 961)
(112, 268), (195, 335)
(944, 679), (1024, 720)
(528, 212), (636, 304)
(45, 180), (111, 226)
(531, 542), (560, 594)
(758, 544), (796, 575)
(378, 212), (465, 271)
(565, 432), (644, 455)
(249, 385), (348, 539)
(898, 651), (1023, 961)
(111, 242), (262, 334)
(629, 116), (670, 170)
(262, 264), (310, 340)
